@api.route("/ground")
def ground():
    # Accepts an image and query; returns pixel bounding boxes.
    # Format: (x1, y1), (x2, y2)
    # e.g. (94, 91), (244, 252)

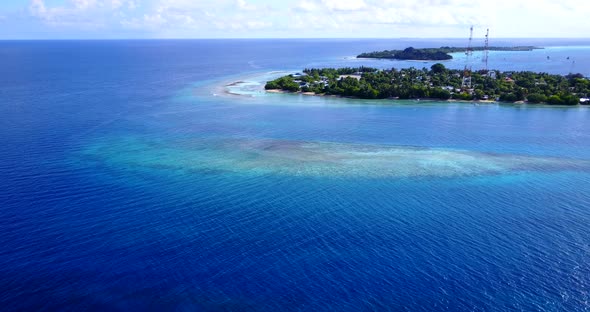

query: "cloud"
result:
(12, 0), (487, 37)
(293, 0), (320, 12)
(118, 0), (279, 35)
(236, 0), (257, 11)
(29, 0), (139, 27)
(286, 0), (479, 38)
(29, 0), (47, 19)
(321, 0), (366, 11)
(15, 0), (590, 38)
(72, 0), (98, 10)
(110, 0), (139, 10)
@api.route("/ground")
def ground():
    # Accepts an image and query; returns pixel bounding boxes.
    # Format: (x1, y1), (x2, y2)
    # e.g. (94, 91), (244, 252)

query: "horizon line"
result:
(1, 37), (590, 41)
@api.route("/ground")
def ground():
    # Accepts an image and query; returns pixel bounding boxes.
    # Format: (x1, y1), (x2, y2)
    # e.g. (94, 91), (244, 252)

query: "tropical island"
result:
(264, 64), (590, 105)
(357, 46), (540, 60)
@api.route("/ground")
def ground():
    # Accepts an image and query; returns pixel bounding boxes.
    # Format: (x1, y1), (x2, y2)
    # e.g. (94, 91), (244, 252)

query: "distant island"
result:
(357, 46), (541, 60)
(265, 64), (590, 105)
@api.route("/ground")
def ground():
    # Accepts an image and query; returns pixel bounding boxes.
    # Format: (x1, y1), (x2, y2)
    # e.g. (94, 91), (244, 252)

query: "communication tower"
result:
(461, 26), (474, 90)
(483, 28), (490, 72)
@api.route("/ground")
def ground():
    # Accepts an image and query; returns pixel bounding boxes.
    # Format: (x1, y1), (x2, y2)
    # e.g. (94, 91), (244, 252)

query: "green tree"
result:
(473, 89), (485, 100)
(455, 92), (473, 101)
(561, 94), (579, 105)
(431, 63), (446, 74)
(526, 93), (547, 103)
(546, 95), (563, 105)
(499, 93), (518, 102)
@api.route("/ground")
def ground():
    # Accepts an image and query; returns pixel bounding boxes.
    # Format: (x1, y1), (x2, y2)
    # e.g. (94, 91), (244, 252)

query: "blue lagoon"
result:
(1, 39), (590, 311)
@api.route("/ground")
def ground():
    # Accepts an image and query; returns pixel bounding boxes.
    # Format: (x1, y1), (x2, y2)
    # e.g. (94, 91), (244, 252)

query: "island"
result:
(357, 46), (540, 60)
(265, 64), (590, 104)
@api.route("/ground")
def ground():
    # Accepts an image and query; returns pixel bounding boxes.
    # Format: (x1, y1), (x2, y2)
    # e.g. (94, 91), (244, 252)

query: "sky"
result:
(0, 0), (588, 39)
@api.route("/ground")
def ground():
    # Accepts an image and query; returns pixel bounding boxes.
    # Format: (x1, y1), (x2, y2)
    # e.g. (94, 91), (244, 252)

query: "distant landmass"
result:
(357, 46), (542, 60)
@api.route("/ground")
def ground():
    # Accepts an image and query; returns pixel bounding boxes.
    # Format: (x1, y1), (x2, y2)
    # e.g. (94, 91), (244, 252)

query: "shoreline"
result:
(356, 57), (451, 62)
(264, 89), (590, 107)
(214, 72), (588, 107)
(265, 89), (499, 104)
(215, 71), (290, 98)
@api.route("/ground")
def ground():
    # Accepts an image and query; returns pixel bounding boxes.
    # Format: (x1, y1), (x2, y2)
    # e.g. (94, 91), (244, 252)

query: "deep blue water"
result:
(1, 39), (590, 311)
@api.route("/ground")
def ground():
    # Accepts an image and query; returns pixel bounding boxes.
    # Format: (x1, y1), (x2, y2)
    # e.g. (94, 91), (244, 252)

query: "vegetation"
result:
(265, 64), (590, 104)
(359, 47), (452, 60)
(264, 76), (301, 92)
(357, 46), (540, 60)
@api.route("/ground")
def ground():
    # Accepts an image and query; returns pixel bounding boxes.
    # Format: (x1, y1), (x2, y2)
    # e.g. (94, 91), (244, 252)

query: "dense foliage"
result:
(265, 64), (590, 104)
(357, 46), (539, 60)
(358, 47), (452, 60)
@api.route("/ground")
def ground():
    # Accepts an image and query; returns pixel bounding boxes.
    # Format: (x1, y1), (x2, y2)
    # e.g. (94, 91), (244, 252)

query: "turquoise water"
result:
(1, 39), (590, 311)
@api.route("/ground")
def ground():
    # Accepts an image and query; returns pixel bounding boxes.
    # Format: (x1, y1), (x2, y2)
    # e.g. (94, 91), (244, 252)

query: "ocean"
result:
(1, 39), (590, 311)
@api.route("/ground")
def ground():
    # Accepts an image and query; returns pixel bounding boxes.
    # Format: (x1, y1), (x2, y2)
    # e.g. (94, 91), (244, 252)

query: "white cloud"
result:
(246, 20), (272, 29)
(29, 0), (139, 27)
(321, 0), (366, 11)
(294, 0), (320, 12)
(71, 0), (98, 10)
(236, 0), (257, 11)
(29, 0), (47, 19)
(18, 0), (590, 38)
(118, 0), (278, 35)
(110, 0), (138, 10)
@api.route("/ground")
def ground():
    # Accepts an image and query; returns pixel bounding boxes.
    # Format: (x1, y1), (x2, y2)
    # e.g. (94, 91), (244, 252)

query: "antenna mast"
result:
(569, 60), (575, 75)
(462, 26), (474, 90)
(483, 28), (489, 72)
